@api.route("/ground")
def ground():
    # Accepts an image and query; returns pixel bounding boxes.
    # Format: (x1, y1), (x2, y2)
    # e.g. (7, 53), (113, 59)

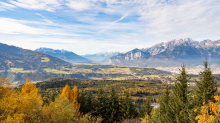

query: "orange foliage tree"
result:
(17, 77), (43, 122)
(60, 84), (74, 102)
(196, 88), (220, 122)
(72, 85), (81, 117)
(0, 76), (24, 122)
(60, 84), (81, 117)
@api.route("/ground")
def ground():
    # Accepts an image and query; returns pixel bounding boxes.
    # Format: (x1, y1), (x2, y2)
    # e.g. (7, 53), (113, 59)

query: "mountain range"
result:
(109, 38), (220, 67)
(0, 43), (70, 71)
(35, 48), (91, 63)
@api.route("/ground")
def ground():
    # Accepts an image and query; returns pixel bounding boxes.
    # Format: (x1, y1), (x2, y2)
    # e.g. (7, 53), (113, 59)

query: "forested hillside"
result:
(0, 42), (71, 70)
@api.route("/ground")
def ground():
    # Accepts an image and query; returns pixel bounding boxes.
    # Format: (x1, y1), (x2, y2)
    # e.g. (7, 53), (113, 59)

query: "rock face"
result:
(109, 38), (220, 67)
(35, 48), (91, 63)
(110, 49), (151, 65)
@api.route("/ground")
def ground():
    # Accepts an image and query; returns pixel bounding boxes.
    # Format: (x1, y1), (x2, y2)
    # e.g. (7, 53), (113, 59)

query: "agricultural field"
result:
(2, 64), (172, 85)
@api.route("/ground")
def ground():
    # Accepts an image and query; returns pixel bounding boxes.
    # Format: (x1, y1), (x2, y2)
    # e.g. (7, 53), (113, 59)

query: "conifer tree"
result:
(85, 90), (94, 114)
(106, 87), (120, 123)
(195, 60), (217, 107)
(139, 96), (153, 118)
(159, 87), (174, 123)
(93, 88), (108, 122)
(120, 91), (138, 120)
(79, 89), (87, 114)
(172, 64), (191, 123)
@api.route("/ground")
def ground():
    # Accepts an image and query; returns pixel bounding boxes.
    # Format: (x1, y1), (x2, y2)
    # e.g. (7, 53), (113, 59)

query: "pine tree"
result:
(139, 96), (153, 118)
(172, 64), (191, 123)
(85, 90), (94, 114)
(159, 87), (174, 123)
(106, 87), (120, 123)
(195, 60), (217, 106)
(93, 88), (108, 122)
(79, 89), (87, 114)
(119, 91), (138, 121)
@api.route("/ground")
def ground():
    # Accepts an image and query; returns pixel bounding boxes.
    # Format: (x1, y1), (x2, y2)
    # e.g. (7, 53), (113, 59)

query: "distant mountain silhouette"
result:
(0, 43), (71, 70)
(35, 48), (91, 63)
(109, 38), (220, 67)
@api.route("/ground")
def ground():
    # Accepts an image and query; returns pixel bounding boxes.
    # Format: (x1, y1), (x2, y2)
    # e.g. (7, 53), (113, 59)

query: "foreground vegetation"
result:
(35, 79), (167, 108)
(1, 61), (220, 122)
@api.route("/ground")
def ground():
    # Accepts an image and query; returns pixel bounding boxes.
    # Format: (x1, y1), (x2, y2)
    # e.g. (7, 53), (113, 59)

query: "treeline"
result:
(151, 61), (219, 123)
(35, 79), (167, 108)
(2, 60), (220, 122)
(0, 77), (102, 122)
(0, 76), (154, 122)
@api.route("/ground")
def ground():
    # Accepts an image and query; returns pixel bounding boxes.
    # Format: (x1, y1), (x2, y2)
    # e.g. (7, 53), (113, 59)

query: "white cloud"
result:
(136, 0), (220, 38)
(0, 18), (43, 34)
(0, 37), (146, 55)
(0, 1), (16, 11)
(35, 13), (54, 25)
(10, 0), (61, 12)
(0, 18), (82, 36)
(1, 0), (220, 54)
(65, 0), (91, 11)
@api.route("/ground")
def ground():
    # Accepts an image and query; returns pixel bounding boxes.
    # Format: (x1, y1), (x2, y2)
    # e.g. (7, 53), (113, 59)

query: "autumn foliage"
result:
(0, 76), (101, 123)
(195, 88), (220, 123)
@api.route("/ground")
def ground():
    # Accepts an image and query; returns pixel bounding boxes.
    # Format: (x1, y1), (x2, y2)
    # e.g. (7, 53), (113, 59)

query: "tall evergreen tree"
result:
(93, 88), (109, 122)
(171, 64), (191, 123)
(79, 89), (87, 115)
(159, 87), (174, 123)
(106, 87), (120, 123)
(139, 96), (153, 118)
(85, 90), (94, 114)
(119, 91), (138, 121)
(195, 60), (217, 107)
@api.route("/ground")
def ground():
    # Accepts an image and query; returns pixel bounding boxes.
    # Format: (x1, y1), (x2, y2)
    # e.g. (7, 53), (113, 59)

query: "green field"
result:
(41, 57), (50, 62)
(2, 64), (172, 85)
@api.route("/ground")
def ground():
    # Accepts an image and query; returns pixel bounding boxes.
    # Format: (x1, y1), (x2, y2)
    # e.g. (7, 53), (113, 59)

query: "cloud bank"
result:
(0, 0), (219, 54)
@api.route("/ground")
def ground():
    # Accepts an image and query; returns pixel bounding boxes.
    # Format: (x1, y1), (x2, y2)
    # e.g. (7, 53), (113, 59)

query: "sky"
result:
(0, 0), (220, 55)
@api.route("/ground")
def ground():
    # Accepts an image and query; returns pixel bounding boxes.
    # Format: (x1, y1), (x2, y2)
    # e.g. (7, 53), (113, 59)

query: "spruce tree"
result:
(172, 64), (191, 123)
(139, 96), (153, 118)
(79, 89), (87, 114)
(93, 88), (109, 122)
(195, 60), (217, 106)
(159, 87), (174, 123)
(106, 87), (120, 123)
(119, 91), (138, 121)
(85, 90), (94, 114)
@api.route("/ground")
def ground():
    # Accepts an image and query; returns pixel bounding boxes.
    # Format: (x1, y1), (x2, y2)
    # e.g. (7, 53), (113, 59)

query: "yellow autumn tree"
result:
(76, 113), (103, 123)
(17, 77), (43, 122)
(60, 84), (74, 102)
(72, 85), (81, 117)
(196, 88), (220, 123)
(0, 76), (25, 122)
(42, 97), (76, 122)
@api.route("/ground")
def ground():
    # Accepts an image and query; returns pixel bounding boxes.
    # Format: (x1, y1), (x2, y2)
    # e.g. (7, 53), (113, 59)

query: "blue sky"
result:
(0, 0), (220, 55)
